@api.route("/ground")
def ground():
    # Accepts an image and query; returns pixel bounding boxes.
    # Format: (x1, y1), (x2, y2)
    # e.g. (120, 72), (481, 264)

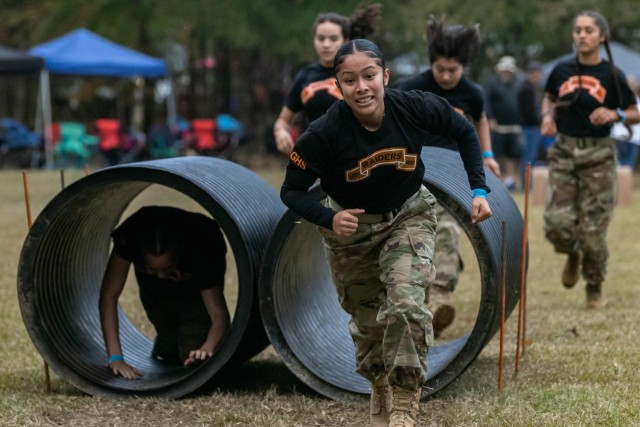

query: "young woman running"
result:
(281, 39), (492, 427)
(541, 10), (640, 309)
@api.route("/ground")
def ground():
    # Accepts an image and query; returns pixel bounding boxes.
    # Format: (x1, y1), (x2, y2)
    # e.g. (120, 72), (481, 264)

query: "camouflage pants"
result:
(318, 186), (437, 390)
(544, 134), (616, 284)
(433, 203), (462, 292)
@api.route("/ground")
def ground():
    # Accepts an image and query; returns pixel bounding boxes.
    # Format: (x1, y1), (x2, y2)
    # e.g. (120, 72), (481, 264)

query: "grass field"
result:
(1, 166), (639, 426)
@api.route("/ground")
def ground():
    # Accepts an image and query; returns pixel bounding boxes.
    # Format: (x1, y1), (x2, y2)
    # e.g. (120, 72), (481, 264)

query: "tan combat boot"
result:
(388, 386), (421, 427)
(427, 286), (455, 338)
(562, 251), (582, 288)
(370, 376), (390, 427)
(586, 282), (606, 309)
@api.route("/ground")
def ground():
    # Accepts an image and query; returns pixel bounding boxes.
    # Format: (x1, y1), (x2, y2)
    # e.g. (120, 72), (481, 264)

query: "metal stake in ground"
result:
(498, 220), (507, 394)
(516, 163), (531, 375)
(22, 171), (52, 392)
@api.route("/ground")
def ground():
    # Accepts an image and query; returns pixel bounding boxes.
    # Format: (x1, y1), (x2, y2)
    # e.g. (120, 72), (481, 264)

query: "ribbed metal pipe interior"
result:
(18, 157), (287, 398)
(260, 147), (526, 402)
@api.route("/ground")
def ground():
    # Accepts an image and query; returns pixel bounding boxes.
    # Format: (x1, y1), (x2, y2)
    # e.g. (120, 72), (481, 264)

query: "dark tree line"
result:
(1, 0), (639, 142)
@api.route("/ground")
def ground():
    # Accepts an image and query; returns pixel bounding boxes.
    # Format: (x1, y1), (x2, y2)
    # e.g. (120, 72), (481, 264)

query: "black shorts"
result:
(492, 132), (522, 160)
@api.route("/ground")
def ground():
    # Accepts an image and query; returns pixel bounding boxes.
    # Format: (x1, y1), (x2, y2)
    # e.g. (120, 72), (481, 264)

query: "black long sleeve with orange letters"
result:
(281, 88), (489, 230)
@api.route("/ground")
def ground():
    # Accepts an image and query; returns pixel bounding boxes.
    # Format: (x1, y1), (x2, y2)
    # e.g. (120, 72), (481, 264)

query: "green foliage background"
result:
(1, 0), (640, 134)
(5, 1), (639, 62)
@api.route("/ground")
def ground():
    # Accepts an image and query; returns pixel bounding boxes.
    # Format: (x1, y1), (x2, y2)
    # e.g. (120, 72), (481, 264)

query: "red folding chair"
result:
(95, 119), (121, 152)
(190, 119), (217, 153)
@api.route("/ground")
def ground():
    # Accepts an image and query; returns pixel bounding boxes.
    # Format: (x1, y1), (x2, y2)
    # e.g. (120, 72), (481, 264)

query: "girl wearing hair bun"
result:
(273, 4), (382, 155)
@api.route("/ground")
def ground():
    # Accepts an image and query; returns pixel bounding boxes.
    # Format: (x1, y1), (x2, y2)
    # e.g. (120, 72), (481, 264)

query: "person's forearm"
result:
(99, 296), (123, 357)
(274, 117), (290, 133)
(201, 315), (230, 353)
(274, 107), (294, 135)
(281, 164), (334, 229)
(475, 116), (493, 153)
(541, 95), (556, 118)
(99, 252), (130, 358)
(281, 185), (334, 229)
(623, 104), (640, 125)
(451, 113), (488, 191)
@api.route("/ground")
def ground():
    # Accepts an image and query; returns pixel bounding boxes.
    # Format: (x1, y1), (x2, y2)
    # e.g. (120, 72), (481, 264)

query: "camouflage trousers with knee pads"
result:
(544, 135), (616, 284)
(318, 186), (437, 390)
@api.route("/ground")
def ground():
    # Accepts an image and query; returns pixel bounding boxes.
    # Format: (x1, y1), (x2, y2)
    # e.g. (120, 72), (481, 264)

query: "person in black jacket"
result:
(281, 39), (492, 427)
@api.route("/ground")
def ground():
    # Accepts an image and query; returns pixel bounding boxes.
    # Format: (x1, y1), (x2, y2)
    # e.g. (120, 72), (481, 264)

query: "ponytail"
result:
(577, 11), (626, 109)
(579, 10), (633, 136)
(425, 15), (481, 67)
(312, 4), (382, 41)
(349, 3), (383, 40)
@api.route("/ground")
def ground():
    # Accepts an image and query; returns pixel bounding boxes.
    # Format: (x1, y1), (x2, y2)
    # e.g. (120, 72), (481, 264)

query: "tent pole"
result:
(166, 76), (177, 129)
(35, 74), (43, 140)
(33, 75), (43, 168)
(40, 70), (53, 169)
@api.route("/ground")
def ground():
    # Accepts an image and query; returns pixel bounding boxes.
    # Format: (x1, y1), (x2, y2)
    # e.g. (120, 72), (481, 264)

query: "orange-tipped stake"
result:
(498, 221), (507, 394)
(60, 169), (65, 190)
(22, 171), (52, 392)
(22, 171), (32, 229)
(522, 163), (531, 355)
(515, 162), (531, 375)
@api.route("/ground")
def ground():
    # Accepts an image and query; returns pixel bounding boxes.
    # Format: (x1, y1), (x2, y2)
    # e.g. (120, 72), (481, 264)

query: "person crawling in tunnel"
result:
(99, 205), (230, 379)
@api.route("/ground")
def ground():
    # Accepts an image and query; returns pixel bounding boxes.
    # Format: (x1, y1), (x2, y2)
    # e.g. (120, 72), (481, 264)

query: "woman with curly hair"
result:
(396, 16), (500, 338)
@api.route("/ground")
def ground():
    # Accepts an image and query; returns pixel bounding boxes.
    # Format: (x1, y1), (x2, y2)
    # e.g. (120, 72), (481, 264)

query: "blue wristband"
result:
(482, 151), (494, 159)
(108, 354), (124, 364)
(472, 189), (488, 198)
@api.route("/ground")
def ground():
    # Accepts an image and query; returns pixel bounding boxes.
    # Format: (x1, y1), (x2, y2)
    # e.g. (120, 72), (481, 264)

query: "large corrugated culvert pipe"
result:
(18, 157), (286, 398)
(259, 147), (526, 402)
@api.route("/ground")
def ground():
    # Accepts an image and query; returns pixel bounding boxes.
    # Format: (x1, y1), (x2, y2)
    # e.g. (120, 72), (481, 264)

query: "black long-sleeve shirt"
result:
(281, 88), (489, 229)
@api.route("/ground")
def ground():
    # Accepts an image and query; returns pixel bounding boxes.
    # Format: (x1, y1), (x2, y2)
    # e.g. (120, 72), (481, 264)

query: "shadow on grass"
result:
(192, 356), (320, 399)
(0, 369), (85, 397)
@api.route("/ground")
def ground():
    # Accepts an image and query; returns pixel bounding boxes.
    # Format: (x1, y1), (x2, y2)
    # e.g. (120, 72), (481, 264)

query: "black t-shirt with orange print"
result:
(545, 57), (635, 137)
(285, 62), (343, 123)
(281, 88), (489, 230)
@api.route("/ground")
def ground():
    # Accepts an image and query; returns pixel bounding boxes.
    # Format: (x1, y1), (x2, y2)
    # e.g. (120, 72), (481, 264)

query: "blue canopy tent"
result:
(29, 28), (166, 78)
(29, 28), (169, 168)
